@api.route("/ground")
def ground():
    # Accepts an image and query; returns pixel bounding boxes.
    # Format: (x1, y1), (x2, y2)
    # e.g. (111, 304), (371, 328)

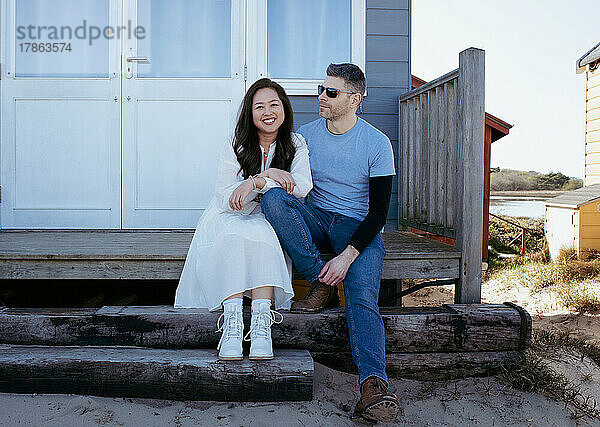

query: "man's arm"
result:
(317, 175), (393, 285)
(347, 175), (393, 253)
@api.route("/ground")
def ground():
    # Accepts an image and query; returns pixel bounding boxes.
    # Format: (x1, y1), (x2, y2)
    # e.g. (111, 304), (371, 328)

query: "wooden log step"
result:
(0, 303), (531, 353)
(0, 345), (313, 402)
(313, 350), (521, 381)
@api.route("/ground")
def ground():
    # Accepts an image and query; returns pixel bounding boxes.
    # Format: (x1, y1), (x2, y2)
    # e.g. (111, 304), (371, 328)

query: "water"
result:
(489, 196), (548, 218)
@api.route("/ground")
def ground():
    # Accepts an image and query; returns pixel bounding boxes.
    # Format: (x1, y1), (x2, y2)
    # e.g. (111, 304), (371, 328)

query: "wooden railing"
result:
(398, 48), (485, 303)
(489, 213), (530, 255)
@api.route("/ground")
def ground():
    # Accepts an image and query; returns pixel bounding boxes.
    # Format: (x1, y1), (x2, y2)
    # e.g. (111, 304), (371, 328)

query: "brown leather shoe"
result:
(352, 376), (401, 423)
(290, 280), (339, 313)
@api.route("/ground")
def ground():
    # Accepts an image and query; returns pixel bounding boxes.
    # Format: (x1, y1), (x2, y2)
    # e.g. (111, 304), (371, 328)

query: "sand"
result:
(1, 360), (596, 427)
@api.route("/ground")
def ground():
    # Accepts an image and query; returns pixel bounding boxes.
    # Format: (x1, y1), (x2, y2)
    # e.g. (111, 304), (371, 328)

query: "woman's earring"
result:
(358, 103), (363, 114)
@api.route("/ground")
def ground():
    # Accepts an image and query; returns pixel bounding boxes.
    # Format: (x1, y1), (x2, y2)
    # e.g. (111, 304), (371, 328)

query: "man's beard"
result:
(320, 103), (351, 120)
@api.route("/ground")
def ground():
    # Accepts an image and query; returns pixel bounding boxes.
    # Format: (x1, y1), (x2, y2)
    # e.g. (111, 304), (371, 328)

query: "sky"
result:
(412, 0), (600, 179)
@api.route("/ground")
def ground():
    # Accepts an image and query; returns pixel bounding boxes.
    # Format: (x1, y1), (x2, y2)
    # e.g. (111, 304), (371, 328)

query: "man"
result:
(261, 63), (400, 423)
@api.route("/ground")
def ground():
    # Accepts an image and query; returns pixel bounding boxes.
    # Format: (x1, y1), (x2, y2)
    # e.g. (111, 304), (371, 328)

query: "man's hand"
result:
(318, 245), (360, 286)
(264, 168), (296, 194)
(229, 179), (254, 211)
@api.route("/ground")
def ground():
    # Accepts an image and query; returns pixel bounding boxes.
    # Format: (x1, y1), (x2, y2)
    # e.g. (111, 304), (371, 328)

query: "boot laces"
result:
(216, 310), (243, 350)
(243, 309), (283, 342)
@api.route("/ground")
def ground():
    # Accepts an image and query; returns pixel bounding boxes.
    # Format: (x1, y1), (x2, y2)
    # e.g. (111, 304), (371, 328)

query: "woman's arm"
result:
(214, 139), (259, 214)
(256, 133), (313, 198)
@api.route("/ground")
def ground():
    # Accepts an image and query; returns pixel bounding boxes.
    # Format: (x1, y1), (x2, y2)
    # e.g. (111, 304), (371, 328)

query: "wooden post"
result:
(454, 48), (485, 304)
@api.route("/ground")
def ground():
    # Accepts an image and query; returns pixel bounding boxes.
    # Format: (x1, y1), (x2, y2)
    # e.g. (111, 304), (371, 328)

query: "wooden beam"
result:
(0, 304), (530, 353)
(0, 345), (313, 402)
(455, 48), (486, 304)
(314, 350), (521, 381)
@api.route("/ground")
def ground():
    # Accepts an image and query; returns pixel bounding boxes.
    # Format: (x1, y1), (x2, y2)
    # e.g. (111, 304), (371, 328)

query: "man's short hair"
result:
(326, 63), (366, 95)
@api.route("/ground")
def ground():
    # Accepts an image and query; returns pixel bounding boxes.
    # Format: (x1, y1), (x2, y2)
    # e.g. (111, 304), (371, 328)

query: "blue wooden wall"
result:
(290, 0), (411, 229)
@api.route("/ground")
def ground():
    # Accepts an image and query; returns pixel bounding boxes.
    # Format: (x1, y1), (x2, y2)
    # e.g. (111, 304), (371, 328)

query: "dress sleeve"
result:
(256, 133), (313, 198)
(214, 138), (260, 214)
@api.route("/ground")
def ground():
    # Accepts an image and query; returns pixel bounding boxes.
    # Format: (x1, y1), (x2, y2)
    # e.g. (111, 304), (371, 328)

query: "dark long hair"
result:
(233, 78), (295, 179)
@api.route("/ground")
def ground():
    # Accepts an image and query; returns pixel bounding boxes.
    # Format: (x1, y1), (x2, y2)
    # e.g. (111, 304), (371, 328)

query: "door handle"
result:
(125, 55), (150, 79)
(126, 57), (150, 63)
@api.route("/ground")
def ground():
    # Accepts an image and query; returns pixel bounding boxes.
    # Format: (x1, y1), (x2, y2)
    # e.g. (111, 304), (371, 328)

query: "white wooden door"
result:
(0, 0), (122, 228)
(121, 0), (246, 228)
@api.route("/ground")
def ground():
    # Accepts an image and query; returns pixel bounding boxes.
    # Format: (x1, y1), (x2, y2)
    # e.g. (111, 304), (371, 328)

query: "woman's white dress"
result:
(174, 133), (313, 311)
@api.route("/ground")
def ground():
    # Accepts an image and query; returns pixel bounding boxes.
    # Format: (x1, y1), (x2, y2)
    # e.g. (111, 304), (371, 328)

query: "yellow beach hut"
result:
(577, 41), (600, 184)
(545, 184), (600, 260)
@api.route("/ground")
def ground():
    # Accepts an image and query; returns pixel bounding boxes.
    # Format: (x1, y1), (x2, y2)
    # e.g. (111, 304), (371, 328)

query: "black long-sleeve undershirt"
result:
(347, 175), (393, 254)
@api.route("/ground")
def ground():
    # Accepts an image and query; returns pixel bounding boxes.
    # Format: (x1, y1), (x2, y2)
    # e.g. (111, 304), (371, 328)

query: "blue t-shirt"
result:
(297, 117), (395, 222)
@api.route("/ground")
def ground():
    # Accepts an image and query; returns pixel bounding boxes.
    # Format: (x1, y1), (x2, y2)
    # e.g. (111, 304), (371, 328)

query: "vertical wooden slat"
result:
(419, 93), (428, 224)
(408, 97), (416, 222)
(436, 84), (446, 228)
(413, 96), (422, 221)
(401, 100), (409, 222)
(455, 48), (485, 304)
(445, 80), (457, 230)
(428, 87), (438, 226)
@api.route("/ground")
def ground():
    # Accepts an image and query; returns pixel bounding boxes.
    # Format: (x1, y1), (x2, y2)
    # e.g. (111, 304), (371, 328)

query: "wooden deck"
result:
(0, 230), (461, 281)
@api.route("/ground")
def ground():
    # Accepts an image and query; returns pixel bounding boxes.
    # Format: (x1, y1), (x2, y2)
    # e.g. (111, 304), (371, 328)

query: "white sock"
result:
(252, 298), (271, 311)
(223, 298), (243, 310)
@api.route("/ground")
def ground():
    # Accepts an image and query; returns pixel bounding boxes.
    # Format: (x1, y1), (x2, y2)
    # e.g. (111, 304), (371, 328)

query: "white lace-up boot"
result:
(216, 300), (244, 360)
(244, 299), (283, 360)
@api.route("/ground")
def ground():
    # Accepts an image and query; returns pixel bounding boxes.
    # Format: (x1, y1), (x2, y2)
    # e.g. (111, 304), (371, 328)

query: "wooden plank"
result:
(587, 108), (600, 121)
(446, 80), (457, 229)
(314, 350), (521, 381)
(588, 70), (600, 89)
(455, 48), (485, 304)
(588, 85), (600, 100)
(0, 345), (313, 402)
(585, 151), (600, 164)
(0, 304), (528, 353)
(436, 84), (447, 227)
(587, 97), (600, 111)
(588, 118), (600, 132)
(586, 129), (600, 143)
(585, 141), (600, 154)
(400, 99), (409, 221)
(0, 259), (186, 280)
(367, 61), (409, 88)
(367, 0), (410, 9)
(0, 230), (193, 259)
(409, 96), (417, 221)
(419, 92), (428, 223)
(366, 35), (409, 61)
(428, 85), (438, 225)
(362, 88), (412, 114)
(381, 257), (459, 279)
(366, 9), (409, 36)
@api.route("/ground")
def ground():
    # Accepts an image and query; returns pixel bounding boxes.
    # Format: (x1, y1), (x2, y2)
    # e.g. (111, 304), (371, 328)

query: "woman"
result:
(174, 78), (312, 361)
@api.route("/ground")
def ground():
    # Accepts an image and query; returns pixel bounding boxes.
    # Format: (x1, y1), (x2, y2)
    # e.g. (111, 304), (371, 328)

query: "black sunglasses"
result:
(318, 84), (357, 98)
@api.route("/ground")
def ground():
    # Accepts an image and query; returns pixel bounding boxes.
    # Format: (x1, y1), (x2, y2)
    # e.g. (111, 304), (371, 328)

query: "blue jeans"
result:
(261, 188), (387, 386)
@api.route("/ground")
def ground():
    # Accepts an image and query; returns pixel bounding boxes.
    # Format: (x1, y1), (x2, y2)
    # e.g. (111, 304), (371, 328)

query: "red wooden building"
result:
(409, 76), (513, 260)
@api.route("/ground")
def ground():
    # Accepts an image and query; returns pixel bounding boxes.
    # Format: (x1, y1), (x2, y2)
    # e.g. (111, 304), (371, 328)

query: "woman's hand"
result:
(229, 179), (255, 211)
(264, 168), (296, 194)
